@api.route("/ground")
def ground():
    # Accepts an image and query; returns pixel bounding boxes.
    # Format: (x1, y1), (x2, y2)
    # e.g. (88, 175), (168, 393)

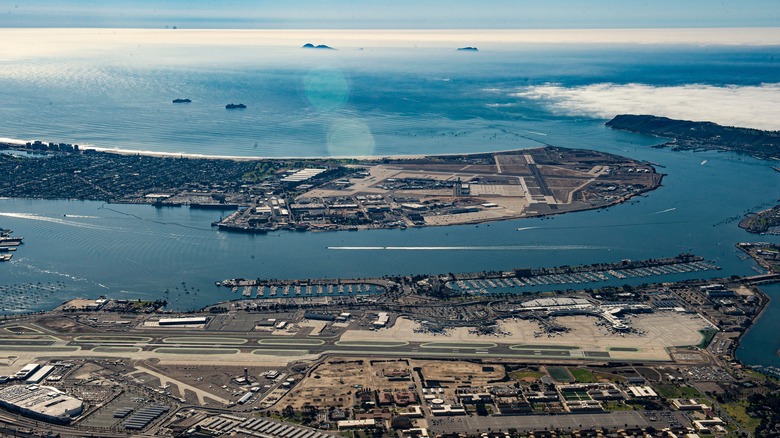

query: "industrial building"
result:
(14, 363), (39, 380)
(373, 312), (389, 328)
(158, 316), (209, 326)
(25, 365), (55, 384)
(0, 385), (83, 424)
(628, 386), (658, 397)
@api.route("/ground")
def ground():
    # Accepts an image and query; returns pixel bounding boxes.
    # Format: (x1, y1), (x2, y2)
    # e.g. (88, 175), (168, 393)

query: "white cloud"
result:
(514, 83), (780, 131)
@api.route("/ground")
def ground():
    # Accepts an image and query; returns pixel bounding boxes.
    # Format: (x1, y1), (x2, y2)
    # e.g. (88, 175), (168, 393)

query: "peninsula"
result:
(0, 142), (661, 233)
(605, 114), (780, 160)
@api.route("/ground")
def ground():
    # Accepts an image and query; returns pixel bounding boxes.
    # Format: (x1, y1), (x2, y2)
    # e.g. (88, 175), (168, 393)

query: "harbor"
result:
(448, 258), (719, 294)
(0, 228), (23, 262)
(217, 254), (720, 302)
(219, 277), (392, 298)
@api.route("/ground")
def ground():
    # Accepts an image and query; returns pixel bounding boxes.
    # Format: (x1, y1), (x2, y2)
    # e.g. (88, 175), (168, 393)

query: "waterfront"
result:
(1, 30), (780, 370)
(0, 140), (778, 312)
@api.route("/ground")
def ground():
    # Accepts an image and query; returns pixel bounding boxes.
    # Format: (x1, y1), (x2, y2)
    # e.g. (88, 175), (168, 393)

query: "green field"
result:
(722, 401), (761, 434)
(570, 368), (597, 383)
(655, 384), (705, 399)
(561, 389), (590, 401)
(697, 329), (718, 348)
(593, 372), (627, 383)
(509, 370), (547, 381)
(603, 401), (634, 411)
(547, 366), (574, 383)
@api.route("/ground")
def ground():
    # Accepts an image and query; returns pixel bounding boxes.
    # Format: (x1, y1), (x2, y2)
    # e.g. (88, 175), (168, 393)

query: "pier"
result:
(0, 228), (23, 262)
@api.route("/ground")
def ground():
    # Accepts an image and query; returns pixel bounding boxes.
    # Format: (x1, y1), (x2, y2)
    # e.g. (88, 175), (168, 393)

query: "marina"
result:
(216, 254), (721, 302)
(449, 260), (718, 293)
(0, 229), (23, 262)
(446, 255), (719, 294)
(221, 277), (387, 297)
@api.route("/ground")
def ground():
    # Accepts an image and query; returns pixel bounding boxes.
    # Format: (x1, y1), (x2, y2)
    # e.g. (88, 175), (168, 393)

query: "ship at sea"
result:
(225, 103), (246, 109)
(172, 98), (191, 103)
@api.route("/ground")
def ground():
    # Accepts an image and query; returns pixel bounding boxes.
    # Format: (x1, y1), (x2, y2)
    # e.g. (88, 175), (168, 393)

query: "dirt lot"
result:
(415, 359), (505, 386)
(280, 358), (412, 409)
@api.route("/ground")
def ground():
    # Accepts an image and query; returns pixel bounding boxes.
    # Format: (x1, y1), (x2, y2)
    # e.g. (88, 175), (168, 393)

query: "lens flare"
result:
(327, 118), (375, 157)
(303, 68), (349, 111)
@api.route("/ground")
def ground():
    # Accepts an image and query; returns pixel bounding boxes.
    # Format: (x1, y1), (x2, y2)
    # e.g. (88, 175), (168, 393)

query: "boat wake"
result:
(651, 208), (677, 215)
(0, 212), (118, 231)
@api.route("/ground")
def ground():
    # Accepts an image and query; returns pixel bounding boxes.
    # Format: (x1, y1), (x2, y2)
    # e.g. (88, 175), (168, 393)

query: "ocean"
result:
(0, 29), (779, 367)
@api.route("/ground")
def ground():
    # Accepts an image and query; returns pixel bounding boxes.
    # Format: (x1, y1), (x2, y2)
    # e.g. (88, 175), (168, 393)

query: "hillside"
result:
(605, 114), (780, 160)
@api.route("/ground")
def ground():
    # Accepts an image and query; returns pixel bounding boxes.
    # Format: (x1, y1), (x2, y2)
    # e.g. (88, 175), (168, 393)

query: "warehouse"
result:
(158, 316), (208, 326)
(0, 385), (83, 424)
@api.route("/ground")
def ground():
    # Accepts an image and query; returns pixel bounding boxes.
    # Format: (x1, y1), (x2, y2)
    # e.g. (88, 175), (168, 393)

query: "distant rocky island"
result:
(457, 47), (478, 51)
(302, 43), (335, 50)
(605, 114), (780, 160)
(172, 98), (191, 103)
(225, 103), (246, 109)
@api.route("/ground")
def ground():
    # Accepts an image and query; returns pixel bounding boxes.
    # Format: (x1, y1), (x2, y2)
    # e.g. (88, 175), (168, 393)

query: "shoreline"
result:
(2, 140), (529, 162)
(1, 141), (664, 233)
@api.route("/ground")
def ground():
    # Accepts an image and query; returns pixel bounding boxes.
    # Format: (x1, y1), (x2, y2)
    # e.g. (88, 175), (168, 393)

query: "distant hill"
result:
(457, 47), (478, 51)
(302, 43), (335, 50)
(605, 114), (780, 160)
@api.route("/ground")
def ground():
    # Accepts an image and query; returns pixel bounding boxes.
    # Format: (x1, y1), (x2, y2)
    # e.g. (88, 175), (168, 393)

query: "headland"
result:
(605, 114), (780, 161)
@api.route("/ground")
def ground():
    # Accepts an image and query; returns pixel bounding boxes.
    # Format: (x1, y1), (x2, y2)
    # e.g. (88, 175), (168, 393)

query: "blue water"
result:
(737, 283), (780, 368)
(1, 33), (779, 366)
(2, 44), (779, 157)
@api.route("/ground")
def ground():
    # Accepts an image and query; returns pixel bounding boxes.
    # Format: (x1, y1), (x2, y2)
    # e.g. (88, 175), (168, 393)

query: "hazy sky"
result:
(1, 0), (779, 29)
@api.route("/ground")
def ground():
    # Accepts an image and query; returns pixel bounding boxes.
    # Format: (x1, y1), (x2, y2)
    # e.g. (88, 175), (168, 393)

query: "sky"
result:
(1, 0), (779, 29)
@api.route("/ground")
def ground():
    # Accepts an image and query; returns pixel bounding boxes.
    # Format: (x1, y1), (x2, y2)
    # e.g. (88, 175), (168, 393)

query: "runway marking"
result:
(153, 347), (240, 354)
(92, 346), (142, 353)
(75, 336), (152, 343)
(420, 342), (497, 349)
(258, 338), (325, 346)
(251, 349), (309, 356)
(0, 345), (79, 352)
(162, 337), (248, 345)
(335, 340), (410, 347)
(511, 344), (580, 350)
